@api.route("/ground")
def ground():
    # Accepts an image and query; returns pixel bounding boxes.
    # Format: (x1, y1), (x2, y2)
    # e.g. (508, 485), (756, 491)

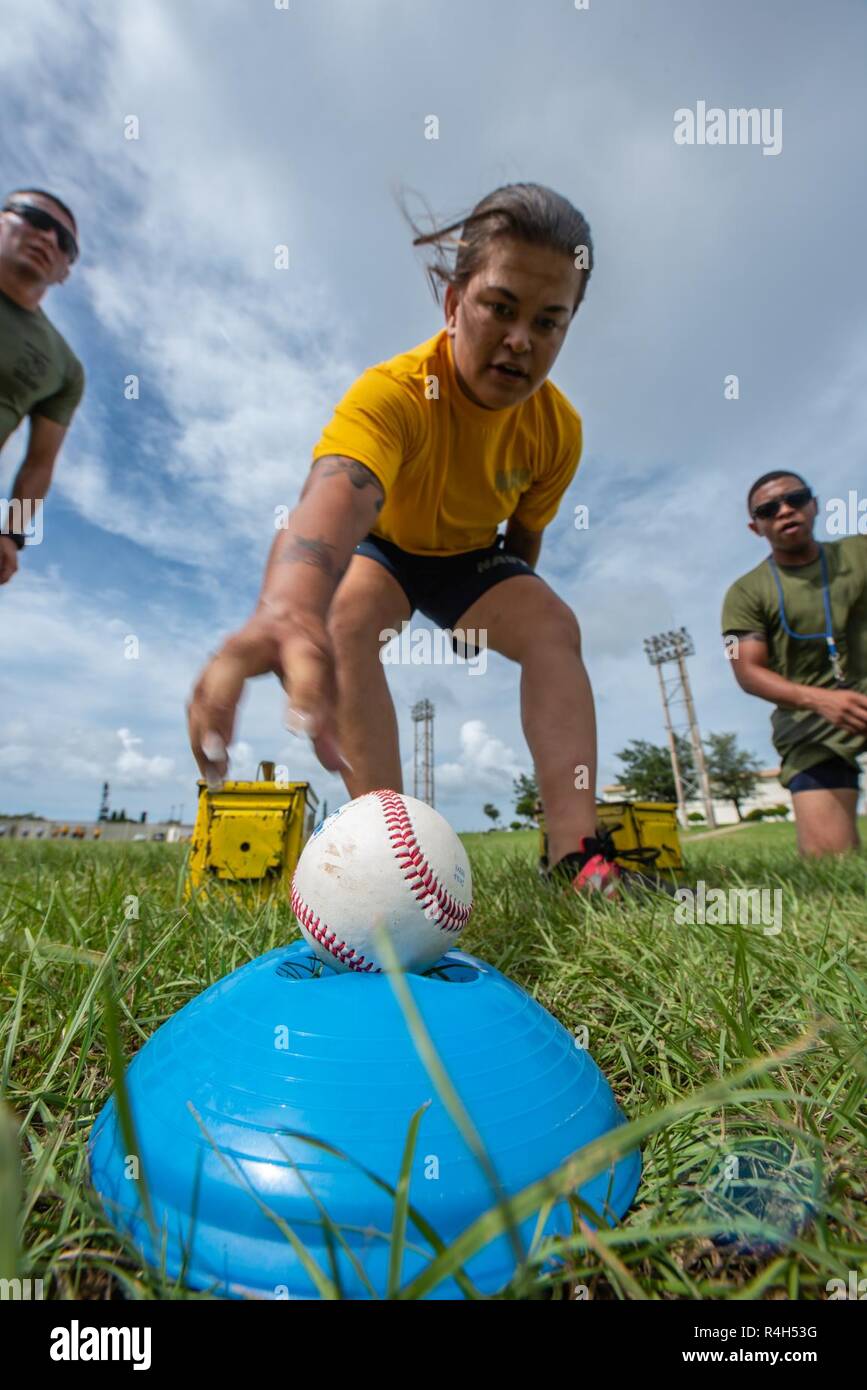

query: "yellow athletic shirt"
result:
(310, 328), (583, 556)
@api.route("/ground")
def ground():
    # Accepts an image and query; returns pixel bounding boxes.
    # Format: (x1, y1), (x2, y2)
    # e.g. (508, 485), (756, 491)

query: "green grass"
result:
(0, 823), (865, 1300)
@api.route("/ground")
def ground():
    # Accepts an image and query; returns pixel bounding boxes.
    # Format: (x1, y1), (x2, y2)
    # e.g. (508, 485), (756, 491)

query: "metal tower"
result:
(98, 781), (110, 822)
(643, 628), (716, 829)
(411, 699), (435, 807)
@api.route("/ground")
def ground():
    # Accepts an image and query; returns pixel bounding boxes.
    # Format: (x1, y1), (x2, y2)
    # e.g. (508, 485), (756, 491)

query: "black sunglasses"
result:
(2, 201), (78, 263)
(751, 486), (814, 521)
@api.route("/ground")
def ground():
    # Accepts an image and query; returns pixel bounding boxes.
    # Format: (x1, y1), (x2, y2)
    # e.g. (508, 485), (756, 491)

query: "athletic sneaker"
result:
(546, 834), (672, 899)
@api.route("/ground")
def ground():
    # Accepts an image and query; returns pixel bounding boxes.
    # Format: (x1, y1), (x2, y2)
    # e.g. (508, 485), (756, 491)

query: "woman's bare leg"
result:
(327, 555), (411, 797)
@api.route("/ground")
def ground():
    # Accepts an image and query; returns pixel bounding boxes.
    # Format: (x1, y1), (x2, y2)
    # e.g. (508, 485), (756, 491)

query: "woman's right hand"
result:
(186, 608), (344, 786)
(187, 453), (385, 786)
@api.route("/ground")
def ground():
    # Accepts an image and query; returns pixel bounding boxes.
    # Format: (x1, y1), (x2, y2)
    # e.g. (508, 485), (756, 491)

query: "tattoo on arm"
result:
(302, 455), (385, 513)
(274, 534), (346, 580)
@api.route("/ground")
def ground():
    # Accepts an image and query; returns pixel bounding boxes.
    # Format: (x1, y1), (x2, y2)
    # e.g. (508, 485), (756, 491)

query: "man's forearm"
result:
(3, 458), (52, 541)
(11, 457), (52, 507)
(734, 662), (823, 713)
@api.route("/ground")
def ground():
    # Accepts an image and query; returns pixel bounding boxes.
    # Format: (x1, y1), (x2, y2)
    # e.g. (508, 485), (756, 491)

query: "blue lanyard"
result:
(767, 545), (846, 684)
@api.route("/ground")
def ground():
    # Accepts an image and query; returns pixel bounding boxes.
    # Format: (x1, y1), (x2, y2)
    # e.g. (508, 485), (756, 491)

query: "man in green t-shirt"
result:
(0, 188), (84, 585)
(721, 470), (867, 856)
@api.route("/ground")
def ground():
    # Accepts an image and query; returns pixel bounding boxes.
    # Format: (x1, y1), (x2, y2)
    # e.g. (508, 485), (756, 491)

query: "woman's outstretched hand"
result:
(187, 608), (346, 786)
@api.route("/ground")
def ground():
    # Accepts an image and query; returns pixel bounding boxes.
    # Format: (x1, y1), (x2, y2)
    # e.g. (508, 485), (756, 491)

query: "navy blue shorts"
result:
(788, 756), (861, 793)
(354, 533), (538, 631)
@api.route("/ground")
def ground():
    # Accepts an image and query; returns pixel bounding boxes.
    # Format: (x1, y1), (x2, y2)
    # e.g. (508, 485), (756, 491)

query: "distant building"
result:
(0, 815), (193, 842)
(603, 767), (786, 827)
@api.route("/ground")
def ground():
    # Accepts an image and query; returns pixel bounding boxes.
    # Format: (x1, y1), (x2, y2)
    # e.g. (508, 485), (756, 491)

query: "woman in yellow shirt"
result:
(188, 182), (624, 896)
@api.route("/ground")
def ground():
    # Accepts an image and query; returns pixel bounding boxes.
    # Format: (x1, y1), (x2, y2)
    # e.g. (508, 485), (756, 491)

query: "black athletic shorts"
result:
(788, 755), (861, 793)
(354, 532), (538, 631)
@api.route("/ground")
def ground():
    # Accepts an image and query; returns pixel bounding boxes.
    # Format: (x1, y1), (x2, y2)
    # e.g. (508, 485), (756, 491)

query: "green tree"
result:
(615, 735), (694, 802)
(483, 803), (501, 828)
(512, 772), (539, 824)
(704, 731), (761, 821)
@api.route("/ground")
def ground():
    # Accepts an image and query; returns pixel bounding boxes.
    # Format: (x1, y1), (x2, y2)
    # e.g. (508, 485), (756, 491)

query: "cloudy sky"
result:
(1, 0), (865, 828)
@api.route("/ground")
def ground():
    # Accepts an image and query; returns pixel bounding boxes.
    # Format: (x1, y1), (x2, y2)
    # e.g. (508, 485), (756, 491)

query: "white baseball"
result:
(290, 790), (473, 974)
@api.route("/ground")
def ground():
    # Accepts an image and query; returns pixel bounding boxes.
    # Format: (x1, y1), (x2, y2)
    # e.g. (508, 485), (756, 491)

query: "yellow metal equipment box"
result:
(186, 761), (318, 896)
(536, 799), (684, 878)
(594, 800), (684, 873)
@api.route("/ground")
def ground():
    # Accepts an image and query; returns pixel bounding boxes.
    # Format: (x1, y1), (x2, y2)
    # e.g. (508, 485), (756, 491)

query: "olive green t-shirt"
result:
(0, 287), (85, 450)
(721, 537), (867, 784)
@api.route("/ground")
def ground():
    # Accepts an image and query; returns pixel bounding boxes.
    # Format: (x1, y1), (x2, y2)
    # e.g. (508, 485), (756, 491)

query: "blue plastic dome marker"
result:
(90, 942), (641, 1299)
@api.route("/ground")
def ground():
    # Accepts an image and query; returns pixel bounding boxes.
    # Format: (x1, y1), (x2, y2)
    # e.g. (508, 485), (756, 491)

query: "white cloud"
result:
(2, 3), (361, 568)
(0, 564), (349, 818)
(115, 727), (175, 787)
(434, 719), (524, 797)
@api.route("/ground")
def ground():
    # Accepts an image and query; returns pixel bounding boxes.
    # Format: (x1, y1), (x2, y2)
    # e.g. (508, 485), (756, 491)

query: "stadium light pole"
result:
(411, 699), (435, 808)
(643, 628), (717, 829)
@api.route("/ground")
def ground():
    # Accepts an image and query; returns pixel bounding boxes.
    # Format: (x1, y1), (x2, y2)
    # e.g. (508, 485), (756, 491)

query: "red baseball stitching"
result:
(372, 789), (472, 933)
(290, 882), (379, 973)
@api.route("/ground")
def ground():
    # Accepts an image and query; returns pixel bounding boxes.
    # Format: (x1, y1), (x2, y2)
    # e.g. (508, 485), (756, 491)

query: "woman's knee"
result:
(517, 595), (582, 659)
(327, 594), (391, 661)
